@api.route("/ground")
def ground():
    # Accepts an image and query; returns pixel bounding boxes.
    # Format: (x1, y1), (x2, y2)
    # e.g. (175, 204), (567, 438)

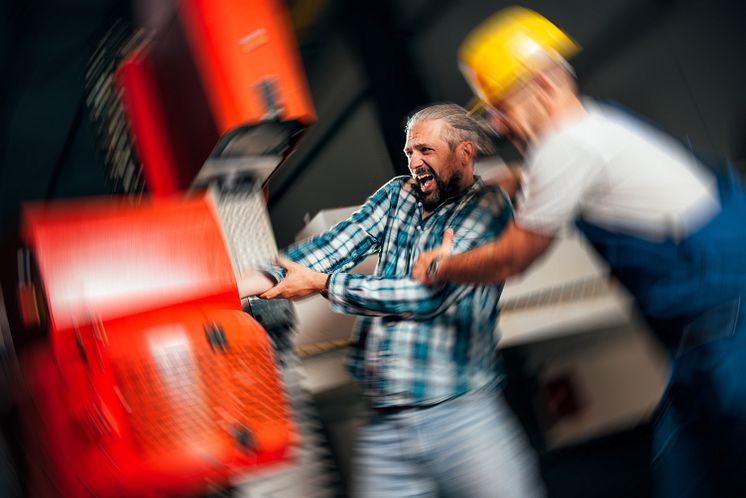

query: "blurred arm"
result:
(484, 163), (524, 202)
(237, 269), (276, 298)
(436, 221), (553, 282)
(413, 221), (554, 284)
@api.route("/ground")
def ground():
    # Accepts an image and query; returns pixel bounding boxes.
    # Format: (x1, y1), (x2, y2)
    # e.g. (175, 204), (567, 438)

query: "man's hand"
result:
(259, 257), (328, 300)
(412, 229), (453, 284)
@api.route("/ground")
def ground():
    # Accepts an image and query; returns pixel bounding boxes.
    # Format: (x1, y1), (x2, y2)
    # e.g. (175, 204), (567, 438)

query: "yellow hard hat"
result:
(459, 7), (580, 108)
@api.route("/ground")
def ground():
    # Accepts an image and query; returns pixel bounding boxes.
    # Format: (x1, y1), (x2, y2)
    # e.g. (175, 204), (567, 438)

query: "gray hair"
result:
(405, 102), (495, 156)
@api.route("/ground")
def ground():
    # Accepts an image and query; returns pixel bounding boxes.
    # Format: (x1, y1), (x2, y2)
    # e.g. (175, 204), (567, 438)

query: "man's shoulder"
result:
(372, 175), (418, 198)
(390, 175), (417, 191)
(475, 183), (507, 196)
(470, 184), (511, 214)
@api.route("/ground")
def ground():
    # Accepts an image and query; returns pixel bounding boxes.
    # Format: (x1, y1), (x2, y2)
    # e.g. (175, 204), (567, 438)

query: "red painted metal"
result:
(116, 0), (316, 196)
(17, 195), (293, 497)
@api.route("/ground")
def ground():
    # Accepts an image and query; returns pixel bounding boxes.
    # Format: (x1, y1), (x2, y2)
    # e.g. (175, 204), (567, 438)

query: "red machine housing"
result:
(116, 0), (316, 196)
(13, 0), (316, 494)
(17, 195), (293, 497)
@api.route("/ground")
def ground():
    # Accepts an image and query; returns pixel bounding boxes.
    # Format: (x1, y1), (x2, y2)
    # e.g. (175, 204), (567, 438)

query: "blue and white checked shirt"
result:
(269, 175), (512, 407)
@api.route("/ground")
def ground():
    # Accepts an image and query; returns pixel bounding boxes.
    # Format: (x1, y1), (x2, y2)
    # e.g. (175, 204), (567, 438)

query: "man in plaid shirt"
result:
(240, 103), (542, 497)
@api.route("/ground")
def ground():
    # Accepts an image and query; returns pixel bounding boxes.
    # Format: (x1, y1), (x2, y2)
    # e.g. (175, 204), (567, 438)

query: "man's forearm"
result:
(434, 222), (554, 284)
(326, 273), (463, 320)
(437, 239), (516, 283)
(237, 270), (276, 298)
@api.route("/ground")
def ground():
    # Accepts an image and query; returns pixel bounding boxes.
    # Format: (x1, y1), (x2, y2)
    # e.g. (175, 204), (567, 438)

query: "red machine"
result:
(17, 195), (293, 497)
(12, 0), (317, 495)
(115, 0), (315, 196)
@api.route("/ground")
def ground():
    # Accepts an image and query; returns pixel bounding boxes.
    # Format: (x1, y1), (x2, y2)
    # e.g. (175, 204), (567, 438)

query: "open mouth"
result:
(416, 173), (436, 194)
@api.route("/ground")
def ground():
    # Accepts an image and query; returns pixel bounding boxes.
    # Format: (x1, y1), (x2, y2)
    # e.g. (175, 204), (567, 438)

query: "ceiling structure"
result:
(1, 0), (744, 246)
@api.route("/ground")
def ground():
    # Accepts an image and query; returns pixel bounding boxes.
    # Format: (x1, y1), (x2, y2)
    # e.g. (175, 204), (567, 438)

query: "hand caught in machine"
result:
(238, 257), (327, 301)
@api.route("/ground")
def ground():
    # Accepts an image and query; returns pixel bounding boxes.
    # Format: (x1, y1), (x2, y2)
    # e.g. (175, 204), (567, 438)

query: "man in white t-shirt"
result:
(413, 7), (746, 498)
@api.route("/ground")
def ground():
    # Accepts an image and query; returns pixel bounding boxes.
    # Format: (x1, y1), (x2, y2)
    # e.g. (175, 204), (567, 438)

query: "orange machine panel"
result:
(180, 0), (316, 132)
(20, 307), (292, 498)
(115, 0), (315, 196)
(21, 194), (238, 336)
(18, 195), (293, 497)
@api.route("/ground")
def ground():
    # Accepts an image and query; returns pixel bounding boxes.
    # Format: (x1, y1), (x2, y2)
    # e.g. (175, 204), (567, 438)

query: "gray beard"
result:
(418, 170), (463, 211)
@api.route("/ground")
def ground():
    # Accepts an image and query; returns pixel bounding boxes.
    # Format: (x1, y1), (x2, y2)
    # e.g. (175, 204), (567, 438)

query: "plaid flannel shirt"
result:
(267, 175), (512, 407)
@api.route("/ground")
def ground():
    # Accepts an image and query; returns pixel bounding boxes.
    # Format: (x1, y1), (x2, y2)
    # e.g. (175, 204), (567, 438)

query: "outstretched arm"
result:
(257, 257), (328, 300)
(237, 270), (276, 298)
(238, 180), (400, 299)
(254, 237), (468, 320)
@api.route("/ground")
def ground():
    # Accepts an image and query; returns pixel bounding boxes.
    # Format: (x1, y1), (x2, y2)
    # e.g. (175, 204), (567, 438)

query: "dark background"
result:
(1, 0), (745, 246)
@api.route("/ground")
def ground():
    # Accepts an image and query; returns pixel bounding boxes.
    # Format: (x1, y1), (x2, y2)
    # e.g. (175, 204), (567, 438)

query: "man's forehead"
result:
(405, 119), (446, 146)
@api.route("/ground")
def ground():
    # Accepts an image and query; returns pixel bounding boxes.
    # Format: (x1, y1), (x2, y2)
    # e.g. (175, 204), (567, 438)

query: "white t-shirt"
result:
(516, 100), (719, 241)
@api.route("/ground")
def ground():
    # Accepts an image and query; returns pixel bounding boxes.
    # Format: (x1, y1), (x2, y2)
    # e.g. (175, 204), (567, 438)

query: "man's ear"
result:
(459, 141), (476, 165)
(533, 71), (557, 110)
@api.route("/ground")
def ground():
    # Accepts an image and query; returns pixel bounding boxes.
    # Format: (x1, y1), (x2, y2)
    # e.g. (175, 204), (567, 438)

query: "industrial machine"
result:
(9, 0), (338, 496)
(17, 195), (292, 498)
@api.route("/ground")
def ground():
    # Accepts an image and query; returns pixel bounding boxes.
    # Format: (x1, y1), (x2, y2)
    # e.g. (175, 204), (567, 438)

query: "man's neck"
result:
(457, 172), (476, 193)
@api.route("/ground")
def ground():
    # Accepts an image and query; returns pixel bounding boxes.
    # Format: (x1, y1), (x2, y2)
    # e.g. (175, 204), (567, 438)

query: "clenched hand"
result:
(259, 257), (328, 300)
(412, 229), (453, 284)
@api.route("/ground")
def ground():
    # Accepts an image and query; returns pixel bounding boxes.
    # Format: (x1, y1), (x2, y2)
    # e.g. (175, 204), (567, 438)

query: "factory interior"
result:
(1, 0), (745, 497)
